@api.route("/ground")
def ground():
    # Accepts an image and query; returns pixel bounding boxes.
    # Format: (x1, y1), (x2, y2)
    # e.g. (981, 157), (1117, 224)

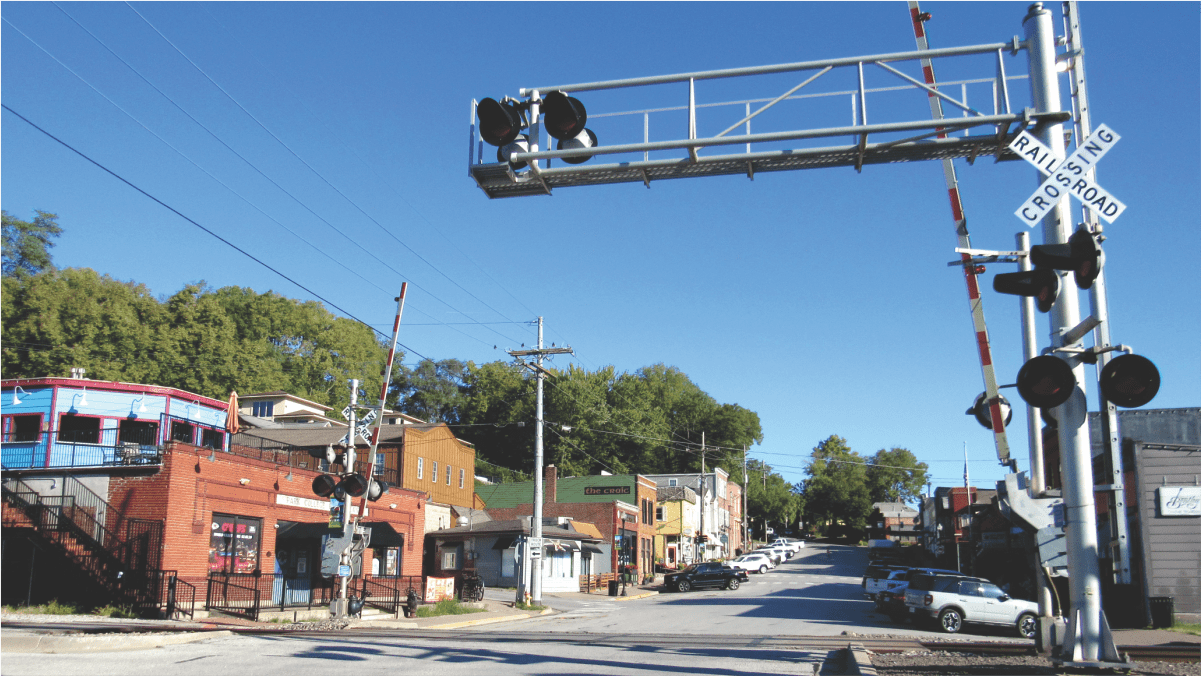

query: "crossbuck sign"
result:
(1010, 124), (1125, 226)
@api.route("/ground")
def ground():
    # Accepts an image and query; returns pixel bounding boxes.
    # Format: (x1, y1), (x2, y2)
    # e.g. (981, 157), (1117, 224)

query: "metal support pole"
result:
(1062, 0), (1131, 587)
(1024, 3), (1103, 661)
(1017, 231), (1047, 497)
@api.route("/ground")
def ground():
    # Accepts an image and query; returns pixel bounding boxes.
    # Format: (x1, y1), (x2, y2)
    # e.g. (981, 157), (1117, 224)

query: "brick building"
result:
(868, 501), (920, 542)
(476, 466), (657, 577)
(1, 377), (426, 617)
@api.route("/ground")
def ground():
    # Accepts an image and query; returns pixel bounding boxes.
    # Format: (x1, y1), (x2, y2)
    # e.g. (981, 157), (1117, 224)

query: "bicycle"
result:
(461, 573), (485, 602)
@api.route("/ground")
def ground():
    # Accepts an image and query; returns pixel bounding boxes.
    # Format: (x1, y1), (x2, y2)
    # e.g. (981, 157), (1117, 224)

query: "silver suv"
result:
(903, 573), (1039, 638)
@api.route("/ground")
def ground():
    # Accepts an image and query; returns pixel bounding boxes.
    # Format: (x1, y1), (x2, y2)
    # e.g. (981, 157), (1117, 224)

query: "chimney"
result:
(545, 464), (558, 504)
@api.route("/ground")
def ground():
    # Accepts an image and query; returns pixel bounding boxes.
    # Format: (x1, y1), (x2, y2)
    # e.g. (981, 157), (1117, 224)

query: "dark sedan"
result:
(664, 562), (748, 592)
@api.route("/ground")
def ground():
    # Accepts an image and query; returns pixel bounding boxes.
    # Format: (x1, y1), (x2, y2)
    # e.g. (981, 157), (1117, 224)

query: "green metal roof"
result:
(476, 474), (640, 508)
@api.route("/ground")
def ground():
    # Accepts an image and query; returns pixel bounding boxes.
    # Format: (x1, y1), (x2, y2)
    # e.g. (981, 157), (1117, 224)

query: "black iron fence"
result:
(228, 433), (400, 486)
(202, 573), (423, 620)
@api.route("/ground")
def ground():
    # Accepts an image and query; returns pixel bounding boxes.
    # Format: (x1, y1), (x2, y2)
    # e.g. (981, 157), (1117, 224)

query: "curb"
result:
(846, 643), (877, 676)
(612, 591), (659, 602)
(1, 630), (233, 654)
(423, 610), (543, 630)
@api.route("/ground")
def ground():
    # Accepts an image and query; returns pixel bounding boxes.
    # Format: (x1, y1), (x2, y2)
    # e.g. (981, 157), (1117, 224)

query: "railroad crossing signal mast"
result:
(468, 4), (1159, 665)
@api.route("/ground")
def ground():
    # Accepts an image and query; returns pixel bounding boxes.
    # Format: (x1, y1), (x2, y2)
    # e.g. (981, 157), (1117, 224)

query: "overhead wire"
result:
(40, 6), (508, 351)
(0, 102), (429, 361)
(123, 2), (528, 348)
(198, 4), (542, 325)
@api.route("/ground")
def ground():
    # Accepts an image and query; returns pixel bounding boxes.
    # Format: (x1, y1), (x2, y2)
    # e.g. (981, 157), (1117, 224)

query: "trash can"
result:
(608, 580), (619, 597)
(1149, 596), (1174, 629)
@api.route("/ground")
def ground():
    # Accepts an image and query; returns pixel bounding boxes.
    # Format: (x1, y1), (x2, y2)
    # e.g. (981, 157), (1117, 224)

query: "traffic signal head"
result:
(366, 479), (390, 502)
(1029, 228), (1105, 290)
(477, 98), (524, 147)
(1016, 355), (1077, 409)
(497, 134), (530, 170)
(542, 92), (588, 141)
(966, 392), (1013, 430)
(1100, 354), (1160, 408)
(993, 268), (1061, 313)
(556, 128), (598, 165)
(312, 474), (339, 498)
(341, 473), (369, 499)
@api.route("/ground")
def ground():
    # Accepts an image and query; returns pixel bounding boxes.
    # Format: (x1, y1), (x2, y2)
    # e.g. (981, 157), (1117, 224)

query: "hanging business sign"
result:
(584, 485), (631, 496)
(1157, 486), (1201, 517)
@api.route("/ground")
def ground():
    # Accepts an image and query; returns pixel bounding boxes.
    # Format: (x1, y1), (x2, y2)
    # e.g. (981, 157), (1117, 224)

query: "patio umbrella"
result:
(226, 391), (240, 435)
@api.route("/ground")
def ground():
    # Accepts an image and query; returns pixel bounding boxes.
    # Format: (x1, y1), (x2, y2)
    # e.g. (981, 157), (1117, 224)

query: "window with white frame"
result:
(446, 464), (452, 485)
(417, 457), (424, 480)
(432, 461), (438, 483)
(459, 468), (465, 489)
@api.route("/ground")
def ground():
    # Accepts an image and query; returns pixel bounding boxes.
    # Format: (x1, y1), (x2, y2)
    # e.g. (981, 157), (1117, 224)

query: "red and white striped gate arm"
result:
(356, 282), (408, 520)
(908, 2), (1012, 466)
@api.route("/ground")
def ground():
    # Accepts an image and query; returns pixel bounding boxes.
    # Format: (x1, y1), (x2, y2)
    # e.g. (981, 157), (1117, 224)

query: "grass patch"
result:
(91, 605), (137, 619)
(515, 602), (546, 612)
(1167, 622), (1201, 636)
(3, 599), (80, 615)
(414, 599), (487, 618)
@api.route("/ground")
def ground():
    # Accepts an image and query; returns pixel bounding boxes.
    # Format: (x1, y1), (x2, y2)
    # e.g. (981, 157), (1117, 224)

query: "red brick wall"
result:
(106, 442), (424, 597)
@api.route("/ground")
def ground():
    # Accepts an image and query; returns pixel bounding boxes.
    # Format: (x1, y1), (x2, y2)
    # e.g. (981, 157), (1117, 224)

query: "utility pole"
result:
(699, 433), (705, 561)
(742, 445), (748, 554)
(508, 317), (572, 606)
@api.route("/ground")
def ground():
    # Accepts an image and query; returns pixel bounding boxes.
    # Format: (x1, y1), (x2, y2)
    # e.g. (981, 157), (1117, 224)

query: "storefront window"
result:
(209, 514), (262, 573)
(373, 547), (400, 577)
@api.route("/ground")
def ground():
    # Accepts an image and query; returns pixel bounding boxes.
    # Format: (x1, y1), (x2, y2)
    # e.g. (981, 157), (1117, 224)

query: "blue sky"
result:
(3, 2), (1197, 492)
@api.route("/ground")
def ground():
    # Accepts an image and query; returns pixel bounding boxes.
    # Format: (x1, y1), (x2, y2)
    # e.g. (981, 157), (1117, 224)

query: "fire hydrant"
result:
(405, 588), (419, 618)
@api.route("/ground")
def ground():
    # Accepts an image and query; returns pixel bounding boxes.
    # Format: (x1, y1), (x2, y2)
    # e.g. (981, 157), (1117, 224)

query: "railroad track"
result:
(914, 640), (1200, 664)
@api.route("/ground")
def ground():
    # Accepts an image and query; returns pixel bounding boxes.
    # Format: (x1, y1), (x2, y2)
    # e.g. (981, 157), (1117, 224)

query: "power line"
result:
(124, 2), (527, 348)
(199, 4), (542, 325)
(1, 103), (430, 361)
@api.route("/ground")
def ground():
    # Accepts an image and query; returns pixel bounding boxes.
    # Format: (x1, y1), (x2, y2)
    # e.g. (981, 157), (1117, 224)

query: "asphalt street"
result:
(498, 544), (1016, 638)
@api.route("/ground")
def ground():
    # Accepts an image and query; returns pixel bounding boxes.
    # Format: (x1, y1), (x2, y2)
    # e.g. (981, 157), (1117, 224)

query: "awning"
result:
(581, 543), (604, 555)
(492, 535), (518, 550)
(361, 522), (404, 548)
(276, 521), (336, 540)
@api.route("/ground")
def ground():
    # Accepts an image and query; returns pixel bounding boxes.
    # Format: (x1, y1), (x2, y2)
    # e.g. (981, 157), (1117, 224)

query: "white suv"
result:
(771, 538), (803, 553)
(903, 573), (1039, 638)
(728, 553), (775, 574)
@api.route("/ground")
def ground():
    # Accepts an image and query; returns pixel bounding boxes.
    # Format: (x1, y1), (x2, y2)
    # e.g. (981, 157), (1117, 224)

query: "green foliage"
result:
(392, 358), (470, 423)
(414, 598), (487, 617)
(802, 435), (873, 530)
(514, 601), (546, 611)
(0, 270), (387, 406)
(865, 447), (929, 505)
(90, 604), (137, 618)
(2, 209), (62, 277)
(3, 599), (80, 615)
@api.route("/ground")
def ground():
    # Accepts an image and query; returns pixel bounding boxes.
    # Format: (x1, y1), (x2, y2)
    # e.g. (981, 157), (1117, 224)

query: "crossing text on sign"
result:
(1009, 124), (1126, 226)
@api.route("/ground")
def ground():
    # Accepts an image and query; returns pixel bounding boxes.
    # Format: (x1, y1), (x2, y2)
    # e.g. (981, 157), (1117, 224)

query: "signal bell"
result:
(966, 392), (1013, 430)
(1015, 355), (1077, 409)
(1100, 354), (1160, 408)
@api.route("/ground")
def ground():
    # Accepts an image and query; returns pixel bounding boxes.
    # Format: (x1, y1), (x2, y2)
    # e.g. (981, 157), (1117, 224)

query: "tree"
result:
(391, 358), (470, 423)
(802, 435), (873, 531)
(2, 210), (63, 277)
(865, 447), (929, 505)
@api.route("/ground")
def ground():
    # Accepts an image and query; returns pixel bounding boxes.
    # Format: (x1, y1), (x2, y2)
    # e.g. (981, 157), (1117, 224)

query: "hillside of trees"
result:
(1, 209), (928, 534)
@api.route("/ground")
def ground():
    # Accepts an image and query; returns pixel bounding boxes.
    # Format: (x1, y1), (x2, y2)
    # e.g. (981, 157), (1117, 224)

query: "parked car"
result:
(863, 566), (908, 601)
(728, 553), (776, 574)
(876, 567), (968, 621)
(753, 547), (786, 564)
(771, 538), (803, 553)
(665, 562), (749, 592)
(903, 573), (1039, 638)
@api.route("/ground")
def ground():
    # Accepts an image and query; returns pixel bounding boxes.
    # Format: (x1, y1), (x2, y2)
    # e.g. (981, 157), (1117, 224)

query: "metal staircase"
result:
(1, 477), (193, 617)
